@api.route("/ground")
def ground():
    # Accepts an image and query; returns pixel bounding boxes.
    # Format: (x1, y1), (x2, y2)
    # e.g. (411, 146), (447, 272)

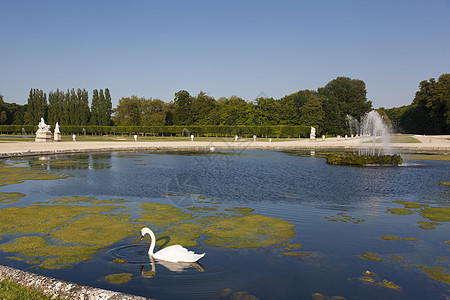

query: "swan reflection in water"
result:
(141, 256), (205, 278)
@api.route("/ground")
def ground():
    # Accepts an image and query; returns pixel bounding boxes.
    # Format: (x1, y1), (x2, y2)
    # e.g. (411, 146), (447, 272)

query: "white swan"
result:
(140, 227), (205, 263)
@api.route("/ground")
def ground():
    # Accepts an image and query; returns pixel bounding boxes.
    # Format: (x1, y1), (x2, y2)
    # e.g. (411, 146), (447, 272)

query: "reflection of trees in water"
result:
(26, 153), (112, 171)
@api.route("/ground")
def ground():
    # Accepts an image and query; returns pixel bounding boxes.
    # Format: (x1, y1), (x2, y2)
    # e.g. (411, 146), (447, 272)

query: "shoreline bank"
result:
(0, 136), (449, 158)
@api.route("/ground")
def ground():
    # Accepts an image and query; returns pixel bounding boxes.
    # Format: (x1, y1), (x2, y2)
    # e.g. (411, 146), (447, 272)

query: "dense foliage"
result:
(380, 73), (450, 134)
(2, 74), (447, 134)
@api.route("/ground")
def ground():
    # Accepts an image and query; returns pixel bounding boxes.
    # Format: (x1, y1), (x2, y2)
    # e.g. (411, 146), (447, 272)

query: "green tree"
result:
(90, 89), (100, 125)
(299, 92), (326, 129)
(318, 77), (372, 134)
(99, 88), (112, 125)
(26, 89), (47, 125)
(114, 96), (143, 126)
(400, 74), (450, 134)
(173, 90), (193, 125)
(141, 98), (168, 126)
(78, 88), (90, 125)
(191, 91), (216, 125)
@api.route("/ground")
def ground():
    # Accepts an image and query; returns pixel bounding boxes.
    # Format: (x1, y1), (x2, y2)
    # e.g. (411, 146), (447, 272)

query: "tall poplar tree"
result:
(26, 88), (47, 125)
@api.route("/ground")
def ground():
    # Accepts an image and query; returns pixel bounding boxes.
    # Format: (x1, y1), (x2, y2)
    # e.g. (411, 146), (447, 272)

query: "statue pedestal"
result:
(35, 131), (52, 142)
(310, 134), (316, 142)
(54, 132), (62, 142)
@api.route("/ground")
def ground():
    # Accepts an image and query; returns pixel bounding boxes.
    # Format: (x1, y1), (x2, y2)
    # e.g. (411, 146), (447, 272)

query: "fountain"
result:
(327, 111), (402, 166)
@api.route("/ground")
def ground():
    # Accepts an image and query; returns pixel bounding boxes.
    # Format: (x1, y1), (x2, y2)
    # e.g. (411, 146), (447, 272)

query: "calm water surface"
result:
(0, 150), (449, 300)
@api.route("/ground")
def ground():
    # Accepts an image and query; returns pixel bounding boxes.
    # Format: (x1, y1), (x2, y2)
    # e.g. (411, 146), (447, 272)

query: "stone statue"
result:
(37, 118), (51, 133)
(54, 122), (62, 142)
(310, 127), (316, 141)
(54, 122), (60, 134)
(35, 118), (52, 142)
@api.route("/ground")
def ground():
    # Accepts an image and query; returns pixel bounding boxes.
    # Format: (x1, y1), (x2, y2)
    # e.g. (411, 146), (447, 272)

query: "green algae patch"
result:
(5, 256), (25, 261)
(0, 236), (101, 269)
(0, 204), (120, 234)
(0, 164), (70, 186)
(203, 214), (295, 248)
(104, 273), (133, 285)
(380, 235), (417, 241)
(92, 198), (129, 205)
(114, 258), (126, 264)
(385, 208), (415, 215)
(389, 255), (403, 261)
(0, 205), (116, 235)
(224, 207), (255, 214)
(417, 266), (450, 284)
(392, 200), (428, 209)
(417, 221), (441, 230)
(186, 206), (217, 213)
(157, 223), (203, 247)
(138, 203), (194, 226)
(419, 206), (450, 222)
(0, 192), (25, 203)
(378, 279), (401, 290)
(356, 252), (384, 261)
(359, 276), (375, 283)
(325, 213), (365, 224)
(51, 214), (137, 247)
(39, 196), (96, 204)
(282, 251), (311, 257)
(438, 181), (450, 186)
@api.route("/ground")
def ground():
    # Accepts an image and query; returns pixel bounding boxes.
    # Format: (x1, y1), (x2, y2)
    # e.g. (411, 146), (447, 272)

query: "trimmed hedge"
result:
(0, 125), (316, 138)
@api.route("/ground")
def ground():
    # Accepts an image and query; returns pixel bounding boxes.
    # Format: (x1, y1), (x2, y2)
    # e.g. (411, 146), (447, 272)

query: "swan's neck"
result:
(144, 228), (156, 256)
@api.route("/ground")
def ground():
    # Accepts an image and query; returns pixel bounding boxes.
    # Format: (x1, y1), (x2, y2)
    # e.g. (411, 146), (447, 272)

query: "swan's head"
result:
(140, 227), (152, 240)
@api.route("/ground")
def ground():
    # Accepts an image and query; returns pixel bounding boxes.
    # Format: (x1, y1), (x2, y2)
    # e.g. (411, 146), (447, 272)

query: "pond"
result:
(0, 150), (449, 300)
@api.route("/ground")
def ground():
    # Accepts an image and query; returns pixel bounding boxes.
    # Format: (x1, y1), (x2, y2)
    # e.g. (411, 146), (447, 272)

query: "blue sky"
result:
(1, 0), (449, 108)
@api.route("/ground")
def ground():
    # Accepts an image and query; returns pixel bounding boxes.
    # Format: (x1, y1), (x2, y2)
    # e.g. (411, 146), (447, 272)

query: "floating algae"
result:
(359, 276), (375, 283)
(92, 198), (129, 205)
(378, 279), (401, 290)
(0, 236), (102, 269)
(203, 214), (295, 248)
(104, 273), (133, 285)
(417, 266), (450, 284)
(356, 252), (384, 261)
(0, 204), (120, 234)
(224, 207), (255, 214)
(157, 223), (203, 247)
(417, 221), (441, 230)
(37, 196), (96, 204)
(325, 213), (365, 224)
(312, 293), (346, 300)
(114, 258), (126, 264)
(419, 207), (450, 222)
(380, 235), (417, 241)
(51, 214), (137, 246)
(385, 208), (415, 215)
(0, 192), (25, 203)
(392, 200), (428, 209)
(282, 251), (311, 257)
(0, 163), (70, 186)
(186, 206), (218, 212)
(138, 203), (194, 226)
(438, 181), (450, 186)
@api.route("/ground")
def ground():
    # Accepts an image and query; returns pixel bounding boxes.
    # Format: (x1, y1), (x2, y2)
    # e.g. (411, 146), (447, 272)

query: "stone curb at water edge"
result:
(0, 264), (152, 300)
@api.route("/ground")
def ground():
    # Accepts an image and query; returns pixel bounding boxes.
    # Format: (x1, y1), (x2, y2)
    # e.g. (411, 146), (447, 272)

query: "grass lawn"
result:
(0, 278), (67, 300)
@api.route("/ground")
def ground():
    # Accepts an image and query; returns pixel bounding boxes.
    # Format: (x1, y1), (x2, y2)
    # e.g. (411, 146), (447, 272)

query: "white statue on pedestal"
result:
(310, 127), (316, 141)
(37, 118), (51, 133)
(54, 122), (60, 134)
(35, 118), (52, 142)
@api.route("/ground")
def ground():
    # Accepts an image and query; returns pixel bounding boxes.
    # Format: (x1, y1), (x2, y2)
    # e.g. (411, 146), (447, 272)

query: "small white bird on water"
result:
(140, 227), (205, 263)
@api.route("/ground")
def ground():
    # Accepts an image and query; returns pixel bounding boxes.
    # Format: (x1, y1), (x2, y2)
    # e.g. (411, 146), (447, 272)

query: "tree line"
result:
(1, 74), (448, 135)
(114, 77), (372, 135)
(380, 73), (450, 134)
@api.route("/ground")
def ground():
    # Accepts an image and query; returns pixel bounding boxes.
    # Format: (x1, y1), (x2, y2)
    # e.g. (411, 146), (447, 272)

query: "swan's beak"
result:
(140, 234), (144, 241)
